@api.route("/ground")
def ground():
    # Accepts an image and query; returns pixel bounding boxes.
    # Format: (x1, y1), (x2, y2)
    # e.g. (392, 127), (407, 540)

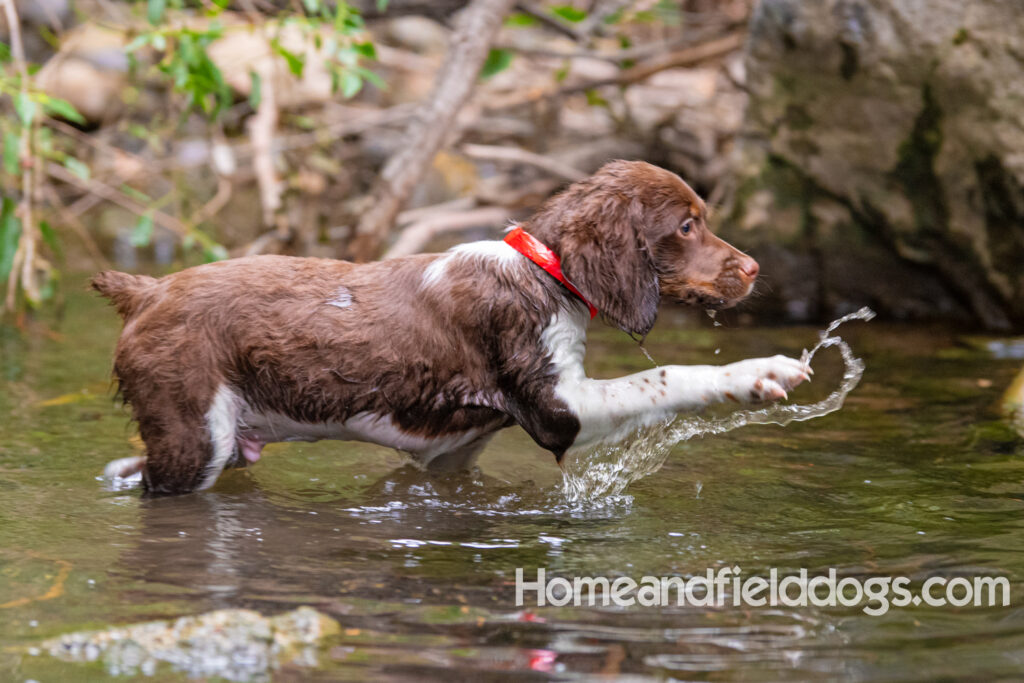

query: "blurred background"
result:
(1, 0), (1021, 331)
(4, 4), (1024, 680)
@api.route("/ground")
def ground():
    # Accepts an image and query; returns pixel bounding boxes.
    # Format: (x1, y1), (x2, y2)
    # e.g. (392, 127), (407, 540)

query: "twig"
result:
(513, 2), (582, 41)
(248, 65), (283, 231)
(384, 206), (514, 259)
(486, 31), (746, 110)
(46, 162), (188, 237)
(188, 177), (233, 226)
(461, 143), (587, 183)
(495, 23), (732, 63)
(348, 0), (518, 262)
(396, 196), (476, 226)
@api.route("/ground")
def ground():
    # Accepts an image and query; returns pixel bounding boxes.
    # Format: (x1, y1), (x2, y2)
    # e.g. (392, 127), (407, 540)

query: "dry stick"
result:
(190, 177), (233, 226)
(347, 0), (517, 262)
(248, 67), (284, 234)
(46, 163), (188, 238)
(383, 206), (514, 259)
(486, 31), (746, 111)
(495, 23), (733, 64)
(395, 196), (477, 226)
(461, 143), (587, 183)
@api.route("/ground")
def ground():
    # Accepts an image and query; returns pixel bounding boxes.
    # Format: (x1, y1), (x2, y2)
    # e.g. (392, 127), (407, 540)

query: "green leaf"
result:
(151, 33), (167, 51)
(480, 48), (514, 79)
(272, 41), (306, 77)
(131, 212), (154, 247)
(42, 96), (86, 124)
(353, 65), (386, 90)
(120, 184), (152, 203)
(0, 42), (11, 63)
(147, 0), (166, 25)
(38, 220), (60, 256)
(202, 243), (228, 262)
(353, 41), (376, 59)
(14, 92), (37, 127)
(0, 198), (21, 282)
(63, 156), (90, 181)
(248, 71), (262, 109)
(340, 70), (362, 98)
(302, 0), (320, 12)
(505, 12), (538, 27)
(375, 0), (389, 11)
(551, 5), (587, 22)
(3, 131), (20, 176)
(585, 89), (608, 107)
(124, 34), (151, 53)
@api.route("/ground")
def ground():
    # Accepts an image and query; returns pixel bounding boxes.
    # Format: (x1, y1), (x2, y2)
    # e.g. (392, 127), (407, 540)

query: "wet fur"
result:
(93, 161), (771, 495)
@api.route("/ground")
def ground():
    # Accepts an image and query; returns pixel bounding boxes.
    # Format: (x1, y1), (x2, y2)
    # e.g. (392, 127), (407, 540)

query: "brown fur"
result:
(92, 161), (758, 494)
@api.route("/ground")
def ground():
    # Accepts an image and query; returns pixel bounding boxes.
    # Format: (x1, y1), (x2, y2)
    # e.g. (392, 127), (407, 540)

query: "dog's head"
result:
(525, 160), (759, 336)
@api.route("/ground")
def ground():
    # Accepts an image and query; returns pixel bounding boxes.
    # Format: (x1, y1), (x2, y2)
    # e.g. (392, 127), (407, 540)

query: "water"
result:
(561, 308), (876, 501)
(2, 283), (1024, 681)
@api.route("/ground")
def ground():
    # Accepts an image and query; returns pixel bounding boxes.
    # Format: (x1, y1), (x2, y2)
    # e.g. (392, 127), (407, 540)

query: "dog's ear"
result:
(558, 200), (660, 336)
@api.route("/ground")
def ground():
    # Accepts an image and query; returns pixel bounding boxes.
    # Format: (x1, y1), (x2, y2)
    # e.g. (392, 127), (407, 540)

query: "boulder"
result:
(726, 0), (1024, 330)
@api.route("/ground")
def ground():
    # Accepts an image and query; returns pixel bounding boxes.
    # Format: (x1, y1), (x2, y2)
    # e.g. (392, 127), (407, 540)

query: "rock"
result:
(35, 23), (129, 123)
(41, 606), (339, 680)
(726, 0), (1024, 330)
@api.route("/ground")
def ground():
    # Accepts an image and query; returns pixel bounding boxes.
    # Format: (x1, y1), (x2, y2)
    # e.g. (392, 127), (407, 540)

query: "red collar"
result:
(504, 227), (597, 319)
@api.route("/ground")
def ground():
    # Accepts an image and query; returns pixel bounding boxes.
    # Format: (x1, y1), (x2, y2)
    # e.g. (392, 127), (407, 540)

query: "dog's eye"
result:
(680, 219), (695, 235)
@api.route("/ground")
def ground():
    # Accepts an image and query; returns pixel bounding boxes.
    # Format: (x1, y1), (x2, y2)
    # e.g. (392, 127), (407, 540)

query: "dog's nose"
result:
(739, 257), (759, 280)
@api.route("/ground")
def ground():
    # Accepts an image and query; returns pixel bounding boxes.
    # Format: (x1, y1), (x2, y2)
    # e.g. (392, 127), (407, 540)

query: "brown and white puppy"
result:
(94, 160), (810, 495)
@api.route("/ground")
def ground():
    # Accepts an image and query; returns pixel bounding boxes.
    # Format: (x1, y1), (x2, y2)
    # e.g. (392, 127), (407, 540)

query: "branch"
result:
(384, 206), (515, 259)
(347, 0), (517, 262)
(46, 163), (188, 237)
(486, 31), (746, 111)
(461, 143), (587, 183)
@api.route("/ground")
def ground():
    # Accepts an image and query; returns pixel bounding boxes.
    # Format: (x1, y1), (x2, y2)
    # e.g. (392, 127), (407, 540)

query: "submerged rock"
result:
(41, 606), (339, 681)
(727, 0), (1024, 330)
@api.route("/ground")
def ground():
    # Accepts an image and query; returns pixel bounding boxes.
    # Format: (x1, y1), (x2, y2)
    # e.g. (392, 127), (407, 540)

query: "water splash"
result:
(561, 308), (876, 502)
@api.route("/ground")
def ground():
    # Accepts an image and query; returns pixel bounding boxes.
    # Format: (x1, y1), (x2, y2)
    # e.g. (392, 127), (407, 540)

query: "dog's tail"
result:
(90, 271), (157, 319)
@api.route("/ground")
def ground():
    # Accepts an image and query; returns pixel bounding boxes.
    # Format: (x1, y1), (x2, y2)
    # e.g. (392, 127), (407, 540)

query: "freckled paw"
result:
(750, 379), (787, 402)
(728, 355), (810, 403)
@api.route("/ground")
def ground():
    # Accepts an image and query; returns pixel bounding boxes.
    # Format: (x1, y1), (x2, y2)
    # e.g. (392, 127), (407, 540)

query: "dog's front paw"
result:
(722, 355), (812, 403)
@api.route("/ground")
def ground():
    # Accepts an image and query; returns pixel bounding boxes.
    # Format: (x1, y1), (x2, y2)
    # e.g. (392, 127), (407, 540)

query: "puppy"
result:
(94, 160), (810, 494)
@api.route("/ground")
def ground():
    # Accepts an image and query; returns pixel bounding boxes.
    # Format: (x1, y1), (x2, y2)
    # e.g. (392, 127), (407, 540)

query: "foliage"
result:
(0, 0), (380, 312)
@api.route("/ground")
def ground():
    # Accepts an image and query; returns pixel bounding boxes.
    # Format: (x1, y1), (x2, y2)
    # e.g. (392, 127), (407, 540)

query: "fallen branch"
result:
(486, 31), (746, 111)
(461, 143), (587, 183)
(384, 205), (514, 259)
(495, 23), (732, 64)
(396, 196), (477, 226)
(347, 0), (518, 262)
